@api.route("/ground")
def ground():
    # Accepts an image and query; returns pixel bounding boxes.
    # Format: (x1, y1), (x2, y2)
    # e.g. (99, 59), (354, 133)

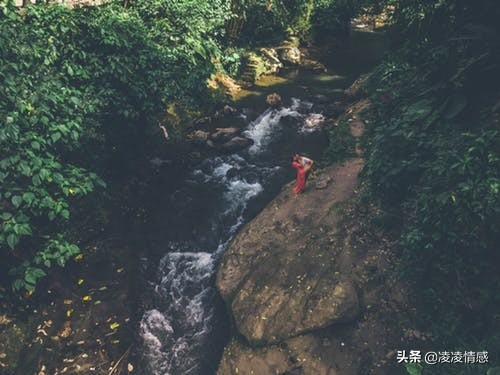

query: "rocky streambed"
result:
(215, 101), (418, 375)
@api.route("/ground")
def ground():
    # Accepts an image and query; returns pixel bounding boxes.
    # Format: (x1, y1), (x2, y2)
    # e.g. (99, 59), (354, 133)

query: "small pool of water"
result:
(236, 29), (389, 109)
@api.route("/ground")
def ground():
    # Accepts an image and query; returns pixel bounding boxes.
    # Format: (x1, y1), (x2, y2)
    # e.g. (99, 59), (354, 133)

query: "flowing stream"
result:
(138, 99), (322, 375)
(137, 29), (388, 375)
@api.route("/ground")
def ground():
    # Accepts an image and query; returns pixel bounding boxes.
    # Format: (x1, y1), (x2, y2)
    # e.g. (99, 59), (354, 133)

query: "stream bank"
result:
(215, 100), (418, 375)
(0, 28), (390, 375)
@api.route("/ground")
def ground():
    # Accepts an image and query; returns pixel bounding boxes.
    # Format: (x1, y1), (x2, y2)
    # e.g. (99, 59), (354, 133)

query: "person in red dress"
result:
(292, 154), (314, 194)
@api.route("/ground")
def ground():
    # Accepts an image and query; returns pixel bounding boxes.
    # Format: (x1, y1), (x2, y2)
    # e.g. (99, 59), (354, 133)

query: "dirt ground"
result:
(0, 238), (137, 375)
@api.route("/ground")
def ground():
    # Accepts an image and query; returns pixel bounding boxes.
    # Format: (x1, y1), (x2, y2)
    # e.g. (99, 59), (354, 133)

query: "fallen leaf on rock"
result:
(127, 363), (134, 372)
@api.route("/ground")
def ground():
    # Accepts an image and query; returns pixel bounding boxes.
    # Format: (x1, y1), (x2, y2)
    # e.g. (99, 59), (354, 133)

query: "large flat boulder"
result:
(216, 160), (363, 345)
(217, 334), (360, 375)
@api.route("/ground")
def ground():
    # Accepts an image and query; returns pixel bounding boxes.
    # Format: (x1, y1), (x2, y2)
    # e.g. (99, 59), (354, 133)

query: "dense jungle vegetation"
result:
(1, 0), (500, 373)
(361, 1), (500, 374)
(0, 0), (359, 295)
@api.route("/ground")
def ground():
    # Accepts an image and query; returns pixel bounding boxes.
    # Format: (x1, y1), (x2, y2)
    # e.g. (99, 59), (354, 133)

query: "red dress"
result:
(292, 161), (307, 194)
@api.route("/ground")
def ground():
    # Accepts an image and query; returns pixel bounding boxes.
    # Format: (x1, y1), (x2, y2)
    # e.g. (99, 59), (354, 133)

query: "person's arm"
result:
(301, 157), (314, 170)
(300, 156), (312, 165)
(292, 161), (302, 170)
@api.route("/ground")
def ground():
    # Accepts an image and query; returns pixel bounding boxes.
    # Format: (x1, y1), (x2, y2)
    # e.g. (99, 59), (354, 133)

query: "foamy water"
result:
(140, 252), (215, 374)
(139, 99), (324, 374)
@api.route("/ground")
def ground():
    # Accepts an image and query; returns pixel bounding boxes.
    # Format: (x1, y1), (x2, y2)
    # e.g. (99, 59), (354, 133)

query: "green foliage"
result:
(311, 0), (358, 39)
(129, 0), (230, 103)
(405, 363), (423, 375)
(220, 48), (245, 77)
(363, 0), (500, 368)
(229, 0), (363, 45)
(1, 0), (232, 293)
(7, 237), (80, 292)
(0, 3), (105, 292)
(230, 0), (289, 45)
(323, 120), (357, 163)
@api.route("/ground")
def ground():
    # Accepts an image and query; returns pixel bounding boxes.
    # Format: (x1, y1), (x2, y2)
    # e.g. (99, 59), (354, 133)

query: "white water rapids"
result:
(138, 98), (323, 375)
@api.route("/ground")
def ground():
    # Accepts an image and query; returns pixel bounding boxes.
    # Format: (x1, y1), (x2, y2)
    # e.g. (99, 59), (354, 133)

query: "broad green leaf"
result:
(405, 363), (422, 375)
(22, 192), (36, 205)
(61, 209), (70, 219)
(11, 195), (22, 208)
(31, 268), (47, 278)
(12, 279), (24, 291)
(32, 175), (42, 186)
(7, 233), (19, 249)
(1, 212), (12, 221)
(51, 132), (61, 143)
(24, 273), (36, 285)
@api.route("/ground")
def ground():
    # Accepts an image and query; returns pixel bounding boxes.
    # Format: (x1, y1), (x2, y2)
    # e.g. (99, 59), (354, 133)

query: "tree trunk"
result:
(227, 0), (244, 44)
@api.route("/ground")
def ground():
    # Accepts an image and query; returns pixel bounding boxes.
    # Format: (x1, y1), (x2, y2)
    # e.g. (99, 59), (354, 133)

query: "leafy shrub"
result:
(0, 3), (106, 292)
(362, 0), (500, 368)
(311, 0), (358, 40)
(0, 0), (232, 293)
(220, 48), (245, 77)
(228, 0), (363, 45)
(323, 120), (357, 163)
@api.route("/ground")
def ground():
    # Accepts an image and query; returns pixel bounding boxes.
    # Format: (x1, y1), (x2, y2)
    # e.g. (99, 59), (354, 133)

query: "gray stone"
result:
(186, 130), (209, 144)
(217, 334), (360, 375)
(266, 93), (282, 109)
(220, 136), (254, 152)
(279, 46), (301, 65)
(209, 127), (241, 143)
(216, 162), (364, 345)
